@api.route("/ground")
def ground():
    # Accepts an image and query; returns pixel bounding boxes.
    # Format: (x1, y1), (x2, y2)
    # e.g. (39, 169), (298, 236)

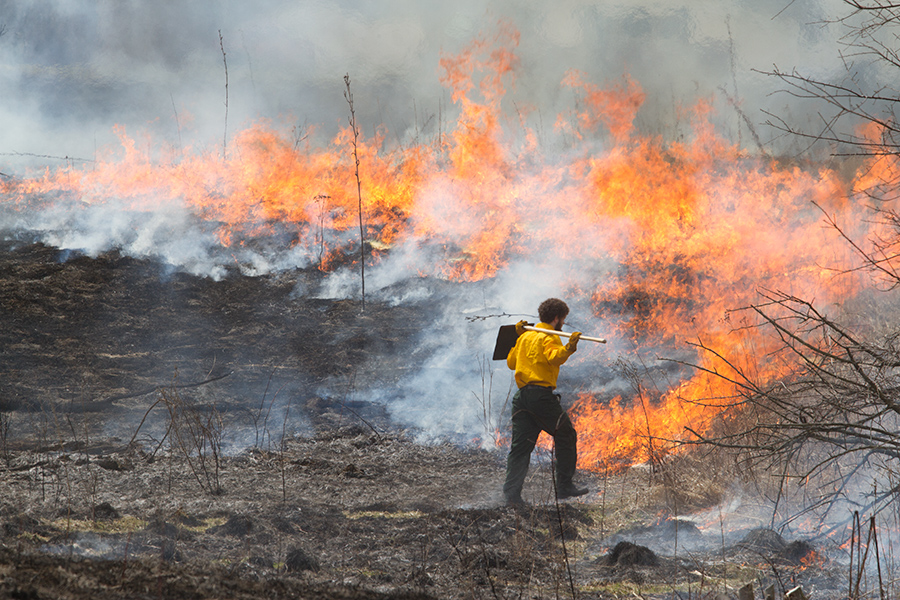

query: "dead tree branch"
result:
(219, 30), (229, 156)
(681, 287), (900, 522)
(344, 74), (366, 310)
(676, 4), (900, 525)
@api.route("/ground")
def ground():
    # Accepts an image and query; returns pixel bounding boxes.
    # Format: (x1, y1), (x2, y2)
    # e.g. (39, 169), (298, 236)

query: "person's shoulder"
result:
(533, 322), (555, 334)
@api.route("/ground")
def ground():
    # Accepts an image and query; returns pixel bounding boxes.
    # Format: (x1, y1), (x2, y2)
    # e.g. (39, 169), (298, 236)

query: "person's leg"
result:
(518, 389), (587, 498)
(551, 411), (581, 492)
(503, 391), (541, 503)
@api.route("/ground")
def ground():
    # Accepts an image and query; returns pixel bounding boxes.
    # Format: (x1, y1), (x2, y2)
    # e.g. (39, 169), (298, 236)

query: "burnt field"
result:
(0, 241), (861, 599)
(0, 238), (423, 419)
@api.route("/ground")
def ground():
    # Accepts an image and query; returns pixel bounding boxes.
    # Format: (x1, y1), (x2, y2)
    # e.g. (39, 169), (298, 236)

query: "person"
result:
(503, 298), (589, 506)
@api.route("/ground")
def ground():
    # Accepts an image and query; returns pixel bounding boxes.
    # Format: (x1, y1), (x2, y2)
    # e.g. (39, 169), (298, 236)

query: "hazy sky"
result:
(0, 0), (854, 170)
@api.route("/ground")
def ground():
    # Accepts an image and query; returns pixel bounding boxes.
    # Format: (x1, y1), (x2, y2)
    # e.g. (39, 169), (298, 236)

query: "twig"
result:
(279, 394), (295, 503)
(127, 396), (166, 449)
(343, 73), (365, 310)
(0, 152), (94, 163)
(464, 312), (531, 323)
(219, 30), (229, 156)
(550, 446), (577, 600)
(339, 400), (382, 440)
(170, 94), (182, 151)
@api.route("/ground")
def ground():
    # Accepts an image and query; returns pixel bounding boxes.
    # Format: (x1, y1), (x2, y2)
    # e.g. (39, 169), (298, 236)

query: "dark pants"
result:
(502, 385), (578, 501)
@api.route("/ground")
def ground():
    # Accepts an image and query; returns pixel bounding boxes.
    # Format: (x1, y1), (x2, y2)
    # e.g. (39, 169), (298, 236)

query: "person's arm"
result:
(543, 332), (580, 365)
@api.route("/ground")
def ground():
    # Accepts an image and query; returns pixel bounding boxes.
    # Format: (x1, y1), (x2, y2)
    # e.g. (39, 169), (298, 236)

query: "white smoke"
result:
(0, 0), (866, 442)
(318, 231), (627, 446)
(0, 0), (852, 172)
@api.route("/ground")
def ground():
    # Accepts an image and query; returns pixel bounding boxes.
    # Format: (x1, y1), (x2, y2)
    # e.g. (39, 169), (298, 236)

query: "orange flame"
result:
(799, 549), (826, 570)
(0, 25), (875, 469)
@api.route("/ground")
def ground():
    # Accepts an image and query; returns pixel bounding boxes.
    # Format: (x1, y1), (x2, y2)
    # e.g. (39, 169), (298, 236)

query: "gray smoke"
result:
(0, 0), (866, 444)
(6, 1), (899, 565)
(0, 0), (851, 170)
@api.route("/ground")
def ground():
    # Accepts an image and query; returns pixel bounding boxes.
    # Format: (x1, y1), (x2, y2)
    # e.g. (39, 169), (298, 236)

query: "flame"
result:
(799, 549), (826, 570)
(0, 25), (876, 469)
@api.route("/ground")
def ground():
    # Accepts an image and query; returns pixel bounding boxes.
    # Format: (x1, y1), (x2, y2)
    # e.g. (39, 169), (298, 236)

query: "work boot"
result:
(505, 494), (527, 507)
(557, 484), (589, 499)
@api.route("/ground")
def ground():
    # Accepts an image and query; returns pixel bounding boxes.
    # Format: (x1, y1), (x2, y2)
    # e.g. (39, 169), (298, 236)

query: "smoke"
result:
(0, 0), (850, 170)
(7, 6), (900, 574)
(317, 232), (630, 446)
(0, 1), (871, 447)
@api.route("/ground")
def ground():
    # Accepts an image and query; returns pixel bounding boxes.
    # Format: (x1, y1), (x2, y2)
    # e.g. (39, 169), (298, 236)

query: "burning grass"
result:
(0, 24), (877, 475)
(4, 23), (900, 596)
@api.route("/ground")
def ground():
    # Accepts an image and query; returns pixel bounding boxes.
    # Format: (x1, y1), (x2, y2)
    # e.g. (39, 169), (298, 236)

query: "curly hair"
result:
(537, 298), (569, 324)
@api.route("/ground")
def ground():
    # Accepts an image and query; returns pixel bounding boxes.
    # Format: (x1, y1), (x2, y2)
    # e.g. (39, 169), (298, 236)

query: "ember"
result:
(780, 540), (818, 567)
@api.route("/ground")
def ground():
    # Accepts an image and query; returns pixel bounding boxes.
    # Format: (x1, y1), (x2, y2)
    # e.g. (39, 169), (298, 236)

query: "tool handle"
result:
(522, 325), (607, 344)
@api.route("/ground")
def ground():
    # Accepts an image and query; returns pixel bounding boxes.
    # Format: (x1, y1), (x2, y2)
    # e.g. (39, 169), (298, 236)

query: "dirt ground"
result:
(0, 241), (852, 599)
(0, 431), (850, 600)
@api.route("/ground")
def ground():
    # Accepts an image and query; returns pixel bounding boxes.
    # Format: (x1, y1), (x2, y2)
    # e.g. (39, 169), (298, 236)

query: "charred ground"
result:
(0, 241), (853, 599)
(0, 239), (426, 416)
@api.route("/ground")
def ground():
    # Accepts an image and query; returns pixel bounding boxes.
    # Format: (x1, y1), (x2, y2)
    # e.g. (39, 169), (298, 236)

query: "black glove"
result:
(565, 332), (582, 352)
(515, 320), (530, 336)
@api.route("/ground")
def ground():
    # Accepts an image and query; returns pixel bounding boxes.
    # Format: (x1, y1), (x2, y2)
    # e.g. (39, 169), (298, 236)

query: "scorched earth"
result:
(0, 241), (844, 599)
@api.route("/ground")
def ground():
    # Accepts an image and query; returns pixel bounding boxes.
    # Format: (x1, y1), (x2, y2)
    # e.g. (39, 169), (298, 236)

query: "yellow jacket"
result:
(506, 322), (575, 389)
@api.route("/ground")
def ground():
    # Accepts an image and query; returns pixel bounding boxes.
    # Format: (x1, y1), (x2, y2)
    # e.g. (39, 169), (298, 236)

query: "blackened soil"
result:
(0, 242), (854, 599)
(0, 240), (421, 415)
(1, 431), (611, 600)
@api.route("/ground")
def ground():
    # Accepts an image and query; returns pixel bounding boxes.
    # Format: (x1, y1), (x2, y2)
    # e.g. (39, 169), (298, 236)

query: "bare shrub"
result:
(685, 289), (900, 525)
(681, 0), (900, 528)
(161, 385), (225, 495)
(471, 354), (513, 449)
(131, 380), (226, 496)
